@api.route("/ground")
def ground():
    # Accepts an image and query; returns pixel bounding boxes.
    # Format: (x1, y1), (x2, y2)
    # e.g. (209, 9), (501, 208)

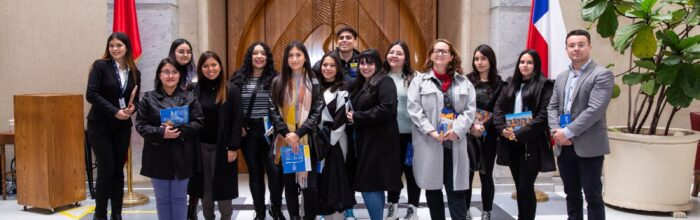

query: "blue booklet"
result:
(160, 106), (189, 127)
(505, 111), (533, 132)
(281, 144), (312, 174)
(263, 116), (273, 145)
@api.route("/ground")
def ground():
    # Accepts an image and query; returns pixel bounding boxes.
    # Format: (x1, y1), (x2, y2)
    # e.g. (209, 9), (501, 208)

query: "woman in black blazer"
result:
(85, 32), (141, 220)
(187, 51), (242, 220)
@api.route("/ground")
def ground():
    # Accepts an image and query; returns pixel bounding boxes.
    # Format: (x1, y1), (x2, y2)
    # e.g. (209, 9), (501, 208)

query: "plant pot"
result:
(604, 126), (700, 213)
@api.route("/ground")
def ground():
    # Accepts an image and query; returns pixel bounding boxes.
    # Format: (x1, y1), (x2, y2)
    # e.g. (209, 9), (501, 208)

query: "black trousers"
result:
(241, 118), (284, 212)
(281, 153), (318, 219)
(87, 122), (131, 217)
(466, 135), (497, 211)
(508, 146), (539, 220)
(387, 134), (421, 206)
(558, 146), (605, 220)
(425, 148), (467, 220)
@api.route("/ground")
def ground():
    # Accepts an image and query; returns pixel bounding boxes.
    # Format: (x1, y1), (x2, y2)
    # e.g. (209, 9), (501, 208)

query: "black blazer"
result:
(188, 82), (242, 200)
(86, 59), (141, 127)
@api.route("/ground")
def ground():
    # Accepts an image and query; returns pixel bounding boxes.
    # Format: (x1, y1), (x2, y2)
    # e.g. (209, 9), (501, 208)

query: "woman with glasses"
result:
(407, 39), (475, 220)
(168, 39), (197, 90)
(347, 48), (402, 220)
(136, 58), (204, 220)
(86, 32), (141, 220)
(492, 50), (554, 220)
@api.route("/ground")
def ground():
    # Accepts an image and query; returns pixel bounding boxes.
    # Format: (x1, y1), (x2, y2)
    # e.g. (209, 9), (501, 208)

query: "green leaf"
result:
(671, 9), (687, 24)
(614, 23), (645, 52)
(635, 59), (657, 70)
(662, 54), (682, 65)
(632, 25), (658, 58)
(641, 80), (660, 95)
(583, 0), (608, 21)
(612, 83), (621, 98)
(597, 5), (619, 37)
(681, 64), (700, 99)
(686, 6), (700, 25)
(656, 30), (681, 51)
(626, 9), (649, 18)
(667, 84), (693, 107)
(622, 72), (649, 85)
(615, 1), (636, 14)
(656, 64), (681, 85)
(651, 13), (673, 22)
(682, 43), (700, 54)
(640, 0), (659, 14)
(679, 35), (700, 49)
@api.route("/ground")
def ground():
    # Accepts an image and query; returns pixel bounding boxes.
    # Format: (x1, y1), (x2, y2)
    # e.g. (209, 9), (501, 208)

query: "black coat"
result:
(86, 59), (141, 127)
(187, 82), (242, 200)
(349, 75), (402, 192)
(493, 77), (555, 172)
(468, 79), (506, 172)
(136, 88), (204, 179)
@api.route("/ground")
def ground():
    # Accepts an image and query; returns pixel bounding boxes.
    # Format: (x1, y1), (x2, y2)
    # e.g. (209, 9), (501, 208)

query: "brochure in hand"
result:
(505, 111), (533, 132)
(160, 106), (189, 127)
(281, 144), (312, 174)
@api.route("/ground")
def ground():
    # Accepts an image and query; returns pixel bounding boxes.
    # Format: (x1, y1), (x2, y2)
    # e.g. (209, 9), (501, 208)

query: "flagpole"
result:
(123, 143), (148, 207)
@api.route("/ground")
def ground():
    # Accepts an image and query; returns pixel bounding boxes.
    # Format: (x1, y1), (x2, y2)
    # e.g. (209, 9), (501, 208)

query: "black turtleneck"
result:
(199, 78), (220, 144)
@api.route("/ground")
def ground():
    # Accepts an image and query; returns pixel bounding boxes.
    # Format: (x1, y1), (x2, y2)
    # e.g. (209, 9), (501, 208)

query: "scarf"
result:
(434, 68), (452, 92)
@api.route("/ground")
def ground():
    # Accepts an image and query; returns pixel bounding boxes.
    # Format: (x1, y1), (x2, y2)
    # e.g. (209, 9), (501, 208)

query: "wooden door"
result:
(228, 0), (435, 172)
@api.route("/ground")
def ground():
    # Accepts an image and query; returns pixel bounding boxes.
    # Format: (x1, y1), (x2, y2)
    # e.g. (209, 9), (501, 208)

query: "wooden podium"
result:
(13, 94), (85, 212)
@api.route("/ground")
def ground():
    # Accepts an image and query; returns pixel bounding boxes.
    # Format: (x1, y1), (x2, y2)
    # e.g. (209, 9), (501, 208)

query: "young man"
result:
(314, 26), (360, 82)
(547, 29), (614, 220)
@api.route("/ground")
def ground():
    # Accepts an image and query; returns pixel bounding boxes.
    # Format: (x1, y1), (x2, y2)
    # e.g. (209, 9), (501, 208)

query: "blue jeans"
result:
(152, 178), (190, 220)
(361, 191), (385, 220)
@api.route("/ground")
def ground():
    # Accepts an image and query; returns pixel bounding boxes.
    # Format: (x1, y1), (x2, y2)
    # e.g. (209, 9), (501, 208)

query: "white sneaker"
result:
(385, 203), (399, 219)
(404, 204), (418, 220)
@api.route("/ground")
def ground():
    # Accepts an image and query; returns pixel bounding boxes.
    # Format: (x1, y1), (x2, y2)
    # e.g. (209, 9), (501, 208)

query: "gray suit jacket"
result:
(547, 60), (614, 157)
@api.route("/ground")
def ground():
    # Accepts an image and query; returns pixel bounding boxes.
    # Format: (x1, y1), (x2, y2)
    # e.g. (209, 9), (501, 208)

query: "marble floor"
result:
(1, 174), (698, 219)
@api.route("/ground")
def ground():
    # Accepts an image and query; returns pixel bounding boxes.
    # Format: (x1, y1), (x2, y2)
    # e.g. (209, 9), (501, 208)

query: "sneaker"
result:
(466, 210), (472, 220)
(385, 203), (398, 219)
(344, 208), (356, 220)
(404, 204), (418, 220)
(481, 211), (491, 220)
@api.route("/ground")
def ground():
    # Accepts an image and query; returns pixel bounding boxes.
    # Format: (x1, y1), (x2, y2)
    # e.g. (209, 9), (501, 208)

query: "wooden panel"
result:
(399, 0), (429, 70)
(227, 0), (265, 76)
(14, 94), (85, 210)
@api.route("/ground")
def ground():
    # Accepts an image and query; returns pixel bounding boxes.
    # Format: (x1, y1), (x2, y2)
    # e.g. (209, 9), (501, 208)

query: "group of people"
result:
(86, 26), (613, 220)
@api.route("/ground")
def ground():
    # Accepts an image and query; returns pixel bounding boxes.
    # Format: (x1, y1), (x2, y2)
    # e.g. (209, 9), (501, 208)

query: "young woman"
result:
(230, 42), (285, 220)
(269, 41), (322, 220)
(136, 58), (204, 220)
(465, 44), (505, 220)
(86, 32), (141, 220)
(347, 48), (402, 220)
(168, 39), (197, 89)
(493, 49), (555, 220)
(187, 51), (242, 220)
(383, 41), (420, 220)
(315, 52), (356, 218)
(407, 39), (475, 220)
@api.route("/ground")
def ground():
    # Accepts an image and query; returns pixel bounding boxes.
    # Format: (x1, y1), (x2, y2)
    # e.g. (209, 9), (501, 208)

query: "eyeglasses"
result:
(433, 49), (451, 56)
(161, 70), (180, 76)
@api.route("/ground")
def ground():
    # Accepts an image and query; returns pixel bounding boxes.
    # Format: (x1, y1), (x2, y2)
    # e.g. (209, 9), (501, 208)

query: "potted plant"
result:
(582, 0), (700, 217)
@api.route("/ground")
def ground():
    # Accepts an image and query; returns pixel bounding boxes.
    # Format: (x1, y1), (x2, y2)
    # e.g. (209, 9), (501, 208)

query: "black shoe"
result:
(93, 215), (107, 220)
(110, 214), (122, 220)
(290, 216), (301, 220)
(187, 203), (198, 220)
(254, 210), (266, 220)
(269, 205), (286, 220)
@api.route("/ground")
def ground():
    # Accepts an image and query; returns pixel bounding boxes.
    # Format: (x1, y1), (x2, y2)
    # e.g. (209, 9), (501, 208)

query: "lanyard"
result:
(563, 72), (579, 114)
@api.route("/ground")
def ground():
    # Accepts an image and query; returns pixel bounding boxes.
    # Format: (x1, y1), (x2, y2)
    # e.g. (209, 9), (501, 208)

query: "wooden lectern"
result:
(13, 94), (85, 212)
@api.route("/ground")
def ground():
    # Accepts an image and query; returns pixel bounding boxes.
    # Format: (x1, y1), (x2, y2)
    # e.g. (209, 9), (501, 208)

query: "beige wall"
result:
(0, 0), (107, 130)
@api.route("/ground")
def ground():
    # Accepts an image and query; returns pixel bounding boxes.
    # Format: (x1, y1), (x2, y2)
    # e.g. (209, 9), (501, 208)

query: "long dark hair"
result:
(505, 49), (545, 109)
(382, 41), (415, 87)
(270, 41), (315, 106)
(423, 39), (463, 76)
(316, 52), (345, 93)
(467, 44), (501, 92)
(154, 58), (180, 92)
(168, 38), (195, 87)
(99, 32), (139, 85)
(231, 42), (276, 89)
(350, 48), (385, 96)
(197, 51), (227, 104)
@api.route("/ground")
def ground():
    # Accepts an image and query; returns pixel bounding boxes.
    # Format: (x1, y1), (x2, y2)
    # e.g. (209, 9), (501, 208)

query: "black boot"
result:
(254, 210), (266, 220)
(93, 215), (107, 220)
(187, 203), (198, 220)
(110, 214), (122, 220)
(269, 205), (286, 220)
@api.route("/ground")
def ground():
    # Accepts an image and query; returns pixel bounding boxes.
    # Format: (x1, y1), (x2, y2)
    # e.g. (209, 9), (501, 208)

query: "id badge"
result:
(560, 113), (572, 128)
(119, 98), (126, 109)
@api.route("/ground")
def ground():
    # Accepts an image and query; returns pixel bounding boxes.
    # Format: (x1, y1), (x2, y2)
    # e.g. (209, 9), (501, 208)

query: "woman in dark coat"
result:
(347, 49), (402, 220)
(187, 51), (242, 220)
(86, 32), (141, 220)
(136, 58), (204, 220)
(493, 49), (555, 220)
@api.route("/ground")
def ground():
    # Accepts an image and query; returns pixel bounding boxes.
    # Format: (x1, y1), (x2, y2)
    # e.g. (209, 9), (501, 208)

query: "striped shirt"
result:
(241, 77), (271, 119)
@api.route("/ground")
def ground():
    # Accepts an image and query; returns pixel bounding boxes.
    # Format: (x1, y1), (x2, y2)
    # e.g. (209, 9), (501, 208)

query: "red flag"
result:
(113, 0), (142, 60)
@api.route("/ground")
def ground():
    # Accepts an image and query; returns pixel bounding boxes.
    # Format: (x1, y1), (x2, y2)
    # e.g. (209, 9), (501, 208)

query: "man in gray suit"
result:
(547, 29), (614, 220)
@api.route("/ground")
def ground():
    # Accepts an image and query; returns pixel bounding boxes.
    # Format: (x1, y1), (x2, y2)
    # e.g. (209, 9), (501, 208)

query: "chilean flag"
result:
(526, 0), (568, 79)
(113, 0), (142, 61)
